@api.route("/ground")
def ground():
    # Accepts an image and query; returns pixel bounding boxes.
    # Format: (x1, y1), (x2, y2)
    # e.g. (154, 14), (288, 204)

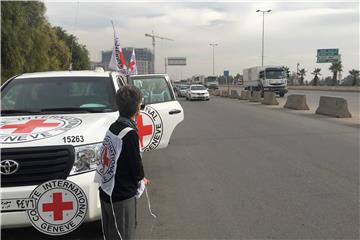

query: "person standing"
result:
(94, 85), (149, 240)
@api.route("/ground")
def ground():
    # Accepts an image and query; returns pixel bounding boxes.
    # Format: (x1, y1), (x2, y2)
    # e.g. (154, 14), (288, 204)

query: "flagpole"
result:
(111, 20), (116, 34)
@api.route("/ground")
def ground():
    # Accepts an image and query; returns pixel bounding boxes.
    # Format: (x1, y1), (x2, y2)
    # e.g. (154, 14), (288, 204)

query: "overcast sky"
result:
(45, 1), (359, 80)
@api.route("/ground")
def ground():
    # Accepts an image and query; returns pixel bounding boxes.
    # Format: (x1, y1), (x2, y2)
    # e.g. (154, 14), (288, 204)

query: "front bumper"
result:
(0, 171), (101, 229)
(263, 86), (288, 94)
(190, 94), (210, 100)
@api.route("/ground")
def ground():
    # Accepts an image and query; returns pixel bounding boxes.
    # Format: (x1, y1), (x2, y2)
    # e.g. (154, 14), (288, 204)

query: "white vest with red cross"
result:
(94, 127), (133, 196)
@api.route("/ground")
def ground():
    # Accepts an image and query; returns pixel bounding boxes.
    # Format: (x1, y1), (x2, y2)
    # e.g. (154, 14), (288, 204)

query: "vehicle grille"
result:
(1, 145), (74, 187)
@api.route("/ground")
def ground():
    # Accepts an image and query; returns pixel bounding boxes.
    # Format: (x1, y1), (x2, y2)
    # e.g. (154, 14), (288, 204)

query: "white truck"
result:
(204, 76), (219, 89)
(243, 66), (288, 97)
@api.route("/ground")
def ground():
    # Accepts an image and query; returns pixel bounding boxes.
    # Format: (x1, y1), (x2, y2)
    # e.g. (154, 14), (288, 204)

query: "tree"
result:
(283, 66), (290, 79)
(311, 68), (321, 86)
(349, 69), (359, 86)
(329, 61), (343, 86)
(1, 2), (90, 83)
(299, 68), (306, 86)
(54, 27), (90, 70)
(234, 73), (243, 85)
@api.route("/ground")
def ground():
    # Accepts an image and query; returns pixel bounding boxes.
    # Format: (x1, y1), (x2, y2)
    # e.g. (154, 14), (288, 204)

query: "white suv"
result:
(0, 71), (184, 228)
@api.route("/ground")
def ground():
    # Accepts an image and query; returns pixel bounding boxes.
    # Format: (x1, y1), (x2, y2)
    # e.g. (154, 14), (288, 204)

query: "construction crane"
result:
(145, 30), (173, 73)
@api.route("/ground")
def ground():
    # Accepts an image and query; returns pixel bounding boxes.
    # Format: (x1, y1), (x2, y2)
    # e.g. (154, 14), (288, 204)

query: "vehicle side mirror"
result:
(141, 97), (146, 110)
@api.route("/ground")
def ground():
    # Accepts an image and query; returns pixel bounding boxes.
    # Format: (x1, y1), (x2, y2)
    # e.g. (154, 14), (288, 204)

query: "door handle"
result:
(169, 109), (182, 115)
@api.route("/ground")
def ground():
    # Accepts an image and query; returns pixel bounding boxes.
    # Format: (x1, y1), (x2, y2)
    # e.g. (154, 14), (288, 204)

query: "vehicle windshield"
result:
(191, 85), (206, 90)
(207, 77), (217, 82)
(1, 77), (117, 114)
(265, 69), (286, 79)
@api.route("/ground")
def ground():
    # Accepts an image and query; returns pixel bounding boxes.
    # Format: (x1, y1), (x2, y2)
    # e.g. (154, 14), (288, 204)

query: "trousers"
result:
(100, 196), (137, 240)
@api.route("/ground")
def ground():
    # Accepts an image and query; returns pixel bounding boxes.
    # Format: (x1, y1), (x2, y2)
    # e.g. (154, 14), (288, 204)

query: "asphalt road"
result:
(2, 96), (359, 239)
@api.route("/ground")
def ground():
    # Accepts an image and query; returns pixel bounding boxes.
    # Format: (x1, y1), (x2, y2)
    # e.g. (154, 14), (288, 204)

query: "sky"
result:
(44, 1), (359, 81)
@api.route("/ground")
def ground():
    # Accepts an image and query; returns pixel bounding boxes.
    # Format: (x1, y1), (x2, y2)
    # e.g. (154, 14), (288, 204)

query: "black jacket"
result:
(99, 120), (144, 202)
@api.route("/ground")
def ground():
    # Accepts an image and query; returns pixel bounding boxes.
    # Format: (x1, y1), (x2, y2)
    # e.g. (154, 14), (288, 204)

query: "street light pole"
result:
(256, 9), (271, 67)
(209, 43), (218, 75)
(296, 63), (300, 85)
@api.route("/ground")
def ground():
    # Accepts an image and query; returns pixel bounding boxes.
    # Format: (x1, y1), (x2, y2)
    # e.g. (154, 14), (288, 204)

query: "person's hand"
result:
(143, 177), (150, 185)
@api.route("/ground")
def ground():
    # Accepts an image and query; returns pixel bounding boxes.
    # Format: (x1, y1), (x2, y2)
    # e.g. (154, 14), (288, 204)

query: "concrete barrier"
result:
(221, 90), (229, 97)
(239, 90), (250, 100)
(230, 90), (239, 98)
(213, 89), (220, 96)
(315, 96), (352, 118)
(284, 94), (310, 110)
(261, 92), (279, 105)
(249, 91), (262, 102)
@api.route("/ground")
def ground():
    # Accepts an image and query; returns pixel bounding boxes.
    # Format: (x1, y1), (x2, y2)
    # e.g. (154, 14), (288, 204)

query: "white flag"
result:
(128, 48), (138, 75)
(108, 21), (127, 74)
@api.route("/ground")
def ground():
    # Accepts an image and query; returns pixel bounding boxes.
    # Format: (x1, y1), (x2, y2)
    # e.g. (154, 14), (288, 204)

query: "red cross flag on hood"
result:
(128, 48), (138, 75)
(108, 21), (127, 74)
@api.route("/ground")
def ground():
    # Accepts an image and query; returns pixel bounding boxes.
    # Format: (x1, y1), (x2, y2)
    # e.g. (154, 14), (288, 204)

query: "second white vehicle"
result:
(186, 85), (210, 101)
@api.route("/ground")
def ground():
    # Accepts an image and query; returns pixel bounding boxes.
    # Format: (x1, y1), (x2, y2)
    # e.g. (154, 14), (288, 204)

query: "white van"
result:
(0, 71), (184, 228)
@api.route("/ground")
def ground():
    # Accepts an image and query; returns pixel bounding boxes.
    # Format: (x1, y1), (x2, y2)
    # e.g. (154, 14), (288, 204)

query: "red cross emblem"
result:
(129, 59), (136, 72)
(0, 119), (60, 134)
(136, 115), (153, 148)
(102, 146), (109, 167)
(42, 192), (73, 221)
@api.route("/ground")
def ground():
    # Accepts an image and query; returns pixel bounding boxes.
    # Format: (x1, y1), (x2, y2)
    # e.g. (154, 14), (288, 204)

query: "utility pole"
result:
(256, 9), (271, 67)
(296, 63), (300, 85)
(209, 43), (218, 75)
(145, 30), (173, 73)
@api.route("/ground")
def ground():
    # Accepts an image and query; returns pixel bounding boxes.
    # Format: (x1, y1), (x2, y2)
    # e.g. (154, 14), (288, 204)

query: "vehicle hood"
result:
(0, 112), (118, 148)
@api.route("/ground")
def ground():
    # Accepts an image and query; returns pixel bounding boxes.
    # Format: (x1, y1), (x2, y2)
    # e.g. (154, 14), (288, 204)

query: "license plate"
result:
(1, 198), (36, 211)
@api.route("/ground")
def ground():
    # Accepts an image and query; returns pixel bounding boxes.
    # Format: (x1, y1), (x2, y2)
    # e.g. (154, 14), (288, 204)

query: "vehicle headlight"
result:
(70, 143), (102, 175)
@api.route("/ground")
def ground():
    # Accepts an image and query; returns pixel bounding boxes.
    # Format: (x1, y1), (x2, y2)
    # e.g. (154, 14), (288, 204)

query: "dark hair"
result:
(116, 86), (143, 118)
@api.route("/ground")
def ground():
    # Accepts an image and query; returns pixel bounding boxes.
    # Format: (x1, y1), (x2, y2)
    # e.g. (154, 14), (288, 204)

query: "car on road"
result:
(0, 71), (184, 229)
(186, 84), (210, 101)
(177, 84), (190, 97)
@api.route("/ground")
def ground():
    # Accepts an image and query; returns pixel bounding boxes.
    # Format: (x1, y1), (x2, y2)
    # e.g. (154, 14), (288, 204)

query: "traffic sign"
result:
(317, 49), (340, 63)
(167, 57), (186, 66)
(224, 70), (229, 77)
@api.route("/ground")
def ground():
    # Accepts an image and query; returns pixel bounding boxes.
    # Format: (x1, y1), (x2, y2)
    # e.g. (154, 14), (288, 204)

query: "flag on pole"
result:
(109, 21), (127, 74)
(128, 48), (138, 75)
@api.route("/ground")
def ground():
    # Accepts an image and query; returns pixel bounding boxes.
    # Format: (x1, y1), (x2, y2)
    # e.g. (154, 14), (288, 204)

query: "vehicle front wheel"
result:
(279, 92), (285, 97)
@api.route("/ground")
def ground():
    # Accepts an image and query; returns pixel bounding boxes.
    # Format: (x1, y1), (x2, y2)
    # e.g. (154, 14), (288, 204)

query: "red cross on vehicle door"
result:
(128, 74), (184, 152)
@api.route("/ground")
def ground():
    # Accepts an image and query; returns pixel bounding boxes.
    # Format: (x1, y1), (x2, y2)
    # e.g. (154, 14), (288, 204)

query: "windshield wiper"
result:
(40, 107), (113, 113)
(1, 109), (42, 115)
